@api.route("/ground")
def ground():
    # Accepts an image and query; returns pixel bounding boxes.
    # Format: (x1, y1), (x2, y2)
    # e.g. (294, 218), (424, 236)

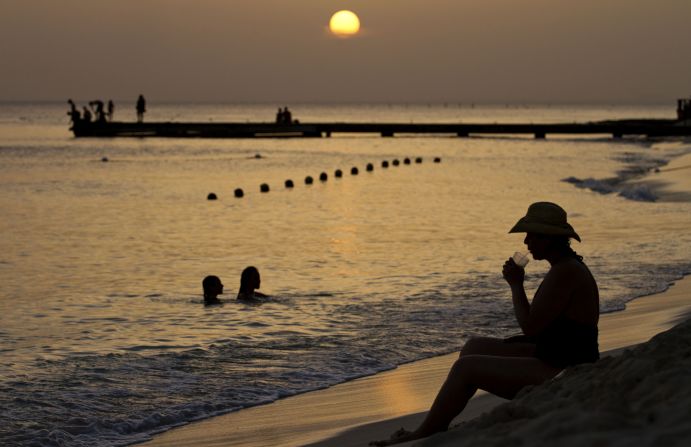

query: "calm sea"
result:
(1, 102), (690, 446)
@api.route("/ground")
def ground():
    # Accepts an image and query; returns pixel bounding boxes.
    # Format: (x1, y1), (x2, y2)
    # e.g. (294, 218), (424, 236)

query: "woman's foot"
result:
(369, 427), (426, 446)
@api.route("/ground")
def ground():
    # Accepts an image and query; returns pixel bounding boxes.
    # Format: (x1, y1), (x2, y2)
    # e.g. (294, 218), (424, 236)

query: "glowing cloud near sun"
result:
(329, 10), (361, 37)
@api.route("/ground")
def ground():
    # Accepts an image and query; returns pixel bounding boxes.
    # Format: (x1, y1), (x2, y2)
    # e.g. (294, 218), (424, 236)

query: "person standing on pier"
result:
(90, 100), (106, 123)
(66, 99), (80, 125)
(136, 94), (146, 123)
(107, 100), (115, 121)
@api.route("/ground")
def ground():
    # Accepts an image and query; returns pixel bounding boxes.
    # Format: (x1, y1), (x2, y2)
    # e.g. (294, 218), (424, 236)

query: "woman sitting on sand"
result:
(237, 266), (268, 301)
(372, 202), (600, 446)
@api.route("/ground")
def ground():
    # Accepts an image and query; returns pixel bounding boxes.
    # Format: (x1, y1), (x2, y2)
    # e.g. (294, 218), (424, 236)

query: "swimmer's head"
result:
(240, 266), (260, 291)
(203, 275), (224, 300)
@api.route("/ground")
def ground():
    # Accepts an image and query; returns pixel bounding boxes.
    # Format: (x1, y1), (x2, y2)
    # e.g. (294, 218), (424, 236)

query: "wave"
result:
(562, 142), (691, 202)
(562, 176), (659, 202)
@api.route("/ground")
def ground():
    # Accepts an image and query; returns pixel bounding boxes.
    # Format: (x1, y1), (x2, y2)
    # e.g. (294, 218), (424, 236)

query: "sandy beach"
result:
(142, 159), (691, 447)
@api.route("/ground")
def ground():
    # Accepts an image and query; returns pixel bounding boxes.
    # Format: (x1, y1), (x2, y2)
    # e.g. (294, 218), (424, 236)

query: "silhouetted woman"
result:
(237, 266), (268, 301)
(371, 202), (599, 446)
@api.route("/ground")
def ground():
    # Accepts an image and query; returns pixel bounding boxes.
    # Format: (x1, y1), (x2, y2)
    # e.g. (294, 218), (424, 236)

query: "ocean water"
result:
(1, 102), (690, 446)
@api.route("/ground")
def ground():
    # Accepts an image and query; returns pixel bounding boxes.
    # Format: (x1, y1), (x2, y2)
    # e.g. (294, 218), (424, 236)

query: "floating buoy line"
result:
(207, 156), (442, 200)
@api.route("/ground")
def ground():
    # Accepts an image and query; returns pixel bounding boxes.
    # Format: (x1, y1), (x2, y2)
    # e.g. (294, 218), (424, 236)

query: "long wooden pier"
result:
(71, 119), (691, 139)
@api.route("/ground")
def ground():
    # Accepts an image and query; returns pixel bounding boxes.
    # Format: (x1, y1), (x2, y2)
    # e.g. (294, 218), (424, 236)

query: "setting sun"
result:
(329, 10), (361, 37)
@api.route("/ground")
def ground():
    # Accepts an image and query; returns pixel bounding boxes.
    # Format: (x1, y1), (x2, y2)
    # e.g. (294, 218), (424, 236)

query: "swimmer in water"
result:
(202, 275), (224, 305)
(237, 266), (268, 301)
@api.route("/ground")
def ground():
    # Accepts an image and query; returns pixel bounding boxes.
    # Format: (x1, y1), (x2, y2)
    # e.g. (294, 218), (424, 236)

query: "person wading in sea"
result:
(237, 266), (269, 302)
(202, 275), (224, 306)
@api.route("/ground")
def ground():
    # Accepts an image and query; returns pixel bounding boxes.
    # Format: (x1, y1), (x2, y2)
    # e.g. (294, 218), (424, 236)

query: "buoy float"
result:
(335, 169), (343, 178)
(366, 163), (374, 171)
(434, 157), (442, 163)
(305, 176), (314, 185)
(382, 161), (389, 168)
(234, 188), (244, 198)
(285, 179), (294, 188)
(101, 156), (109, 162)
(415, 157), (423, 163)
(404, 158), (411, 165)
(392, 159), (400, 166)
(207, 193), (217, 200)
(260, 183), (270, 193)
(351, 167), (359, 175)
(319, 172), (328, 182)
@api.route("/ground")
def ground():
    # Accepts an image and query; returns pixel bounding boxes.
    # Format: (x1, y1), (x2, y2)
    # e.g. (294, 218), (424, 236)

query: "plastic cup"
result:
(512, 251), (530, 268)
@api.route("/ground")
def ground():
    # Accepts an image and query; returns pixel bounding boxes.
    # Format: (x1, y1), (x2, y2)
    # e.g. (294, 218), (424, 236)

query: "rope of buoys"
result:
(225, 155), (434, 200)
(207, 193), (217, 200)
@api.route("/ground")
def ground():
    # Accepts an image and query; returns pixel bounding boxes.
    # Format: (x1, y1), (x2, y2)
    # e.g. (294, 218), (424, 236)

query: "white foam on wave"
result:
(563, 141), (691, 202)
(617, 183), (658, 202)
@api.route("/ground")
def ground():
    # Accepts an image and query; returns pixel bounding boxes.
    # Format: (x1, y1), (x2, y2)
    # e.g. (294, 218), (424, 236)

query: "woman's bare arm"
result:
(503, 259), (577, 336)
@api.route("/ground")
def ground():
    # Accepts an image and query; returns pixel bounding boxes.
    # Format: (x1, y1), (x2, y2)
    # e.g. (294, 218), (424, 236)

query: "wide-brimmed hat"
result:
(509, 202), (581, 242)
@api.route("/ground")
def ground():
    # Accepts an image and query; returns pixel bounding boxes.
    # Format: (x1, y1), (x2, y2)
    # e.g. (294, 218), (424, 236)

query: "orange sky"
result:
(1, 0), (690, 103)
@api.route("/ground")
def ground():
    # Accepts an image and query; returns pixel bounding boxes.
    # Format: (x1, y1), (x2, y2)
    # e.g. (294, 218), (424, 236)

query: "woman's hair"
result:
(240, 266), (259, 291)
(551, 236), (584, 263)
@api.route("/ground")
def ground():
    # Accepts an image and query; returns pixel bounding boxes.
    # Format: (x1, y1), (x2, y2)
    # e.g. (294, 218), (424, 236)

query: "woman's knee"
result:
(460, 337), (501, 357)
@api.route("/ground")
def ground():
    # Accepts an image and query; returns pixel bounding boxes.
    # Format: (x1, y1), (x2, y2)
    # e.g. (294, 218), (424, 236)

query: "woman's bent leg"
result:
(420, 355), (560, 433)
(461, 336), (536, 357)
(371, 355), (560, 446)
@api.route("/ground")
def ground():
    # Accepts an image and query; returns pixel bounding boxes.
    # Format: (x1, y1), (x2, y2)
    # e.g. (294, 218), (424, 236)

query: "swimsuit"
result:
(533, 316), (599, 368)
(505, 316), (599, 369)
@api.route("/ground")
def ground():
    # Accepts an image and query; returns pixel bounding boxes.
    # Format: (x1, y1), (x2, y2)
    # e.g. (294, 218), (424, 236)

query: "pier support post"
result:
(457, 131), (469, 137)
(381, 131), (394, 137)
(325, 131), (331, 138)
(534, 132), (546, 139)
